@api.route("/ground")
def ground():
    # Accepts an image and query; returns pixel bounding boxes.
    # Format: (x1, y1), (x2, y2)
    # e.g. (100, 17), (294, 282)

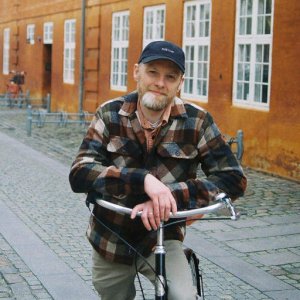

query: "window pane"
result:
(186, 6), (196, 37)
(199, 4), (210, 37)
(111, 12), (129, 89)
(246, 17), (252, 34)
(240, 0), (246, 15)
(266, 0), (272, 13)
(239, 18), (245, 35)
(247, 0), (253, 14)
(256, 45), (262, 62)
(265, 16), (271, 34)
(255, 64), (262, 82)
(258, 0), (264, 14)
(244, 83), (249, 100)
(263, 65), (269, 83)
(239, 0), (252, 35)
(237, 83), (243, 99)
(257, 16), (263, 34)
(238, 64), (243, 80)
(263, 44), (269, 62)
(114, 16), (120, 41)
(254, 84), (261, 102)
(262, 84), (268, 102)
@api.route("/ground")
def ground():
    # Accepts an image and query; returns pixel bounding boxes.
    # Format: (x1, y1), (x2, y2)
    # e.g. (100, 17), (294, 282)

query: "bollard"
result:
(25, 90), (30, 107)
(46, 93), (51, 113)
(27, 105), (32, 136)
(236, 129), (244, 162)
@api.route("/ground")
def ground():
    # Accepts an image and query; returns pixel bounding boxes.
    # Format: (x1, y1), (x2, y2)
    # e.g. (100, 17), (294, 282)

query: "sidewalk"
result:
(1, 109), (300, 299)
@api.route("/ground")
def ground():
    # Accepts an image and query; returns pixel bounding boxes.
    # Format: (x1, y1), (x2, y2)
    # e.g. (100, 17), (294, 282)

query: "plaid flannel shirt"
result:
(69, 91), (247, 265)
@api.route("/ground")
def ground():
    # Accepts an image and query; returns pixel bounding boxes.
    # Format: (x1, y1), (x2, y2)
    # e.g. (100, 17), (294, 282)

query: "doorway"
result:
(42, 44), (52, 96)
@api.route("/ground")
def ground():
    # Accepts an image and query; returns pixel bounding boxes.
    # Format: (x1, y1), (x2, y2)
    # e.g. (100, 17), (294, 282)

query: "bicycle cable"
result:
(87, 204), (167, 299)
(163, 216), (234, 228)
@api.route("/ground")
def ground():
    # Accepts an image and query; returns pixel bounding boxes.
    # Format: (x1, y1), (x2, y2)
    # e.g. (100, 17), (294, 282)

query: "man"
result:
(69, 40), (247, 299)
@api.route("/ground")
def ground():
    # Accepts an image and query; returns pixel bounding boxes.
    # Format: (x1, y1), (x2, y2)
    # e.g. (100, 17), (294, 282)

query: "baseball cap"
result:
(138, 40), (185, 73)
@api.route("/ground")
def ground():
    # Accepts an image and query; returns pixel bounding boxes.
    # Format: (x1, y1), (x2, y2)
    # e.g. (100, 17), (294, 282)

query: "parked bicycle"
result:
(90, 193), (240, 300)
(5, 70), (26, 107)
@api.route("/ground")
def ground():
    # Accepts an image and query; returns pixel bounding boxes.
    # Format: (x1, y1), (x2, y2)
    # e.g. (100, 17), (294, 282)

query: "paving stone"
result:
(265, 289), (300, 300)
(1, 109), (300, 299)
(227, 234), (300, 252)
(250, 251), (300, 266)
(209, 223), (300, 241)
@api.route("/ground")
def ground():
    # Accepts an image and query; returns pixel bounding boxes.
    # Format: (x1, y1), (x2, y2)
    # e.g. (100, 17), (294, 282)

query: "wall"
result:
(0, 0), (299, 181)
(0, 0), (82, 110)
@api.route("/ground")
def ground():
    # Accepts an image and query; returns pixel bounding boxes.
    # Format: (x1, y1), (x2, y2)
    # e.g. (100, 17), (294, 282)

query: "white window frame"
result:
(44, 22), (53, 44)
(3, 28), (10, 75)
(233, 0), (274, 110)
(111, 11), (129, 91)
(143, 5), (166, 48)
(63, 19), (76, 84)
(182, 0), (212, 102)
(27, 24), (35, 44)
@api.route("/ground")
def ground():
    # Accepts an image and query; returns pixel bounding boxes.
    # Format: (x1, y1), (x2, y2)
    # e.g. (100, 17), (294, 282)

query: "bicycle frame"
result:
(96, 193), (239, 300)
(155, 222), (167, 299)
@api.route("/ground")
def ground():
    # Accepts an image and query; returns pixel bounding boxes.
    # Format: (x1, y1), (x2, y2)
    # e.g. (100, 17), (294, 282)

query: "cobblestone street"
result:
(1, 108), (300, 299)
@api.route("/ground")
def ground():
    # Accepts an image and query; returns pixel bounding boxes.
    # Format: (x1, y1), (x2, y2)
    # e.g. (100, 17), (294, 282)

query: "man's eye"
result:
(166, 75), (176, 81)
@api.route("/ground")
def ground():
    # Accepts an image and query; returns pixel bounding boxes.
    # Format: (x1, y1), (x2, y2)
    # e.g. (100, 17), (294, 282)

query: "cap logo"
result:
(161, 47), (174, 54)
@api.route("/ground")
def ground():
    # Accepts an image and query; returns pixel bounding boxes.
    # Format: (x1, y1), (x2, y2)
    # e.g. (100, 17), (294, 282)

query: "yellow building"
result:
(0, 0), (299, 181)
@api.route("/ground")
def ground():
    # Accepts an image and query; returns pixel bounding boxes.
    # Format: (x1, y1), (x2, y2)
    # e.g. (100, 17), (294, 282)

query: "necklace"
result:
(149, 119), (160, 128)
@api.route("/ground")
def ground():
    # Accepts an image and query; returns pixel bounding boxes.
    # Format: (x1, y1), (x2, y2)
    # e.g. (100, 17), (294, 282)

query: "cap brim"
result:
(140, 55), (185, 73)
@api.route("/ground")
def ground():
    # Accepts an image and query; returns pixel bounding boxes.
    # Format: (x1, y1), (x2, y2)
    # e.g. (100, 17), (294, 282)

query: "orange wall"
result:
(0, 0), (82, 110)
(0, 0), (299, 181)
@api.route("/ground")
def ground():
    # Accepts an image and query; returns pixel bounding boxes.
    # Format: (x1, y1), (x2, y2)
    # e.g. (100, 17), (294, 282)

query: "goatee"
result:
(141, 92), (169, 111)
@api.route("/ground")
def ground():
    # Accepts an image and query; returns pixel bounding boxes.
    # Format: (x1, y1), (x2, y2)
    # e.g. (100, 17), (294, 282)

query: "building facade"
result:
(1, 0), (299, 181)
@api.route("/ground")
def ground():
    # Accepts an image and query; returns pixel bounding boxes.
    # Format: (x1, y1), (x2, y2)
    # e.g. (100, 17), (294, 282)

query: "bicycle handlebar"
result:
(96, 193), (240, 220)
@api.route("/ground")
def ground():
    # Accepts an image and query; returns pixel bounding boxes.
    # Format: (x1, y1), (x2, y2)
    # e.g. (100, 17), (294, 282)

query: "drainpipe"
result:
(78, 0), (86, 113)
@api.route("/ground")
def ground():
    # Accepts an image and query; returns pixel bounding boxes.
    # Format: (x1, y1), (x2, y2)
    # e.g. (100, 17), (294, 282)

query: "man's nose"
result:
(154, 75), (165, 88)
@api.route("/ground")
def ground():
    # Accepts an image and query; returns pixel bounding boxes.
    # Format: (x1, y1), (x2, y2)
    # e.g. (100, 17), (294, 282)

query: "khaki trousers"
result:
(92, 240), (197, 300)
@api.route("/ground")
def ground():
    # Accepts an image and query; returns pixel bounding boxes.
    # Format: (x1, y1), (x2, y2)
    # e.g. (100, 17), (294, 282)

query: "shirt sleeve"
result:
(165, 112), (247, 209)
(69, 109), (149, 199)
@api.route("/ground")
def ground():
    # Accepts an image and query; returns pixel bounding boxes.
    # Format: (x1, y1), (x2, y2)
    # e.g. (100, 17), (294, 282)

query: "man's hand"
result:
(131, 174), (177, 230)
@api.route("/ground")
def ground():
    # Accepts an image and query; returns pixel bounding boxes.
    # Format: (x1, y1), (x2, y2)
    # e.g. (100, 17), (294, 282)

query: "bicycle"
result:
(89, 193), (240, 300)
(5, 70), (26, 108)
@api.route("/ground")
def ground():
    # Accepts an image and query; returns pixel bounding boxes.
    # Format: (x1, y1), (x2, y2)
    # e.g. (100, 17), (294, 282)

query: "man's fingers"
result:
(131, 205), (142, 219)
(151, 197), (161, 226)
(171, 197), (177, 214)
(141, 210), (157, 231)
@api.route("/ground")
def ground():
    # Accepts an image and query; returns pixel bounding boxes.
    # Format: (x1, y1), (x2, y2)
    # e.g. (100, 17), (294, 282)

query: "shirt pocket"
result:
(107, 136), (142, 166)
(156, 142), (198, 159)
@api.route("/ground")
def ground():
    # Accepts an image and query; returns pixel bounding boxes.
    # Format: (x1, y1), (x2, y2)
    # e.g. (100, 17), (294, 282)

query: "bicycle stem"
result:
(154, 221), (168, 300)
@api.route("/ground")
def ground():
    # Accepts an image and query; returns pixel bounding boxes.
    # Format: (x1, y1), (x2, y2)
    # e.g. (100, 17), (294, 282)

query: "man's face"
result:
(134, 60), (184, 111)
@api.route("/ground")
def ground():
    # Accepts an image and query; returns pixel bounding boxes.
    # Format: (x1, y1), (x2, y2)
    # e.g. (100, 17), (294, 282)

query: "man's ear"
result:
(133, 64), (139, 82)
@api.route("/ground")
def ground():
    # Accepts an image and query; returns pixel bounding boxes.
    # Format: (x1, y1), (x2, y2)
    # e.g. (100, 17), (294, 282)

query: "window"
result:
(44, 22), (53, 44)
(143, 5), (166, 48)
(63, 19), (76, 84)
(27, 24), (35, 44)
(111, 11), (129, 91)
(182, 0), (211, 102)
(3, 28), (10, 74)
(233, 0), (274, 110)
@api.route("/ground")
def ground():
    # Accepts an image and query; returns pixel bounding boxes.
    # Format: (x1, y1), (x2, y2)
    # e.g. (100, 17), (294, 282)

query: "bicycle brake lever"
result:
(215, 193), (240, 221)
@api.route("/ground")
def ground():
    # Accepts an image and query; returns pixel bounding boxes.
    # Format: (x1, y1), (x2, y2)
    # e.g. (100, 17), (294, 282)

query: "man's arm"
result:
(69, 108), (149, 202)
(164, 113), (247, 209)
